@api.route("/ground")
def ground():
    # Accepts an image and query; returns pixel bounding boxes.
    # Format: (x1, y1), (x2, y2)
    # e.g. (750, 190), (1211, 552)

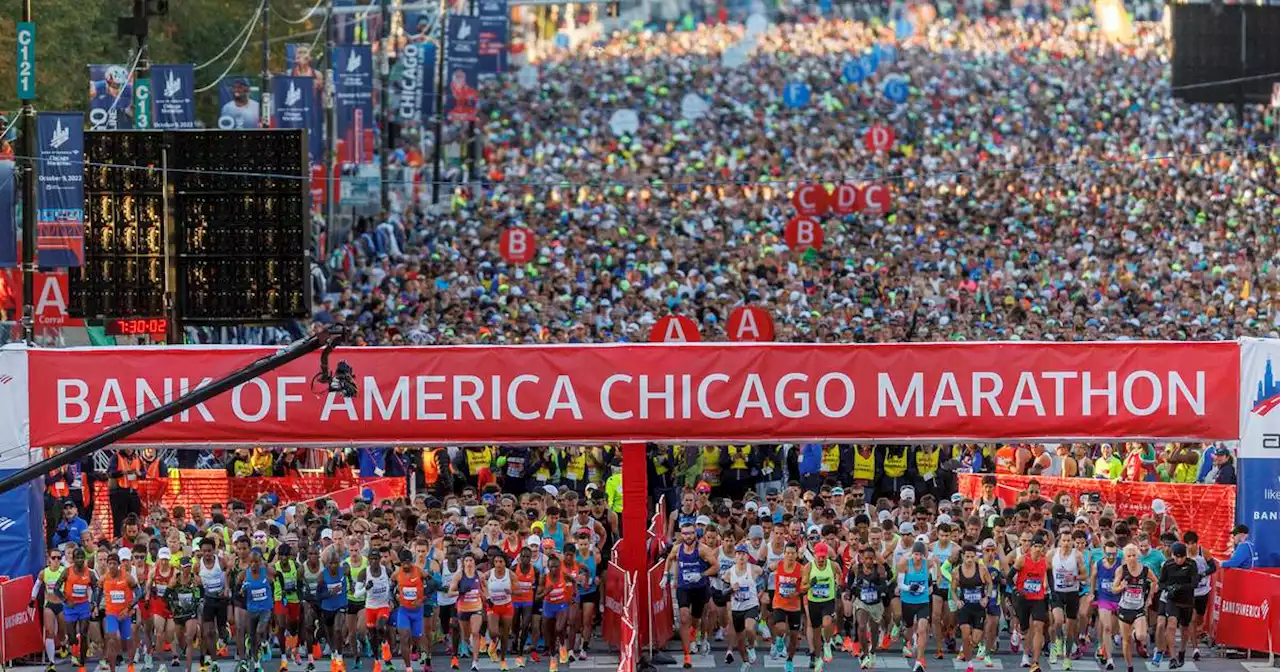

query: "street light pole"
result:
(19, 0), (37, 345)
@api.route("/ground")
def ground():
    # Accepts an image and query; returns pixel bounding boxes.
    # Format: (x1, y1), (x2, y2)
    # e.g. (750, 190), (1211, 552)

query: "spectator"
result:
(50, 501), (89, 549)
(1202, 447), (1237, 485)
(1221, 524), (1256, 569)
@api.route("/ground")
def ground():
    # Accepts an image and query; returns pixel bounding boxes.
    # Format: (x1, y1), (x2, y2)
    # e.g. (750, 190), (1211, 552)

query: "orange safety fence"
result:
(957, 473), (1237, 559)
(80, 470), (405, 538)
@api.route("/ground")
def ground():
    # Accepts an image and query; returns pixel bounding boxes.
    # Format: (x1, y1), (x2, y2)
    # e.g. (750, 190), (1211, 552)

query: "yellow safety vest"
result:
(915, 448), (940, 476)
(535, 448), (557, 481)
(701, 447), (722, 485)
(852, 448), (875, 482)
(821, 446), (840, 473)
(883, 450), (907, 478)
(727, 445), (751, 471)
(465, 447), (493, 476)
(566, 451), (587, 481)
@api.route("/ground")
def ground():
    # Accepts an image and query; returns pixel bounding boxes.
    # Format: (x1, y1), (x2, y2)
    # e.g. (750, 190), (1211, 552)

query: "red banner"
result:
(957, 474), (1237, 559)
(603, 562), (625, 648)
(298, 477), (406, 511)
(0, 576), (41, 662)
(1208, 569), (1280, 654)
(27, 342), (1239, 447)
(647, 561), (675, 649)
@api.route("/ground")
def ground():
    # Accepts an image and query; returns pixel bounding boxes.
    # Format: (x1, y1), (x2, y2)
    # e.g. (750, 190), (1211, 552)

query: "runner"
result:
(56, 548), (97, 672)
(273, 543), (302, 666)
(450, 553), (485, 672)
(510, 544), (541, 668)
(360, 548), (393, 672)
(847, 545), (888, 670)
(808, 542), (840, 670)
(726, 544), (762, 672)
(950, 545), (991, 672)
(101, 551), (139, 672)
(33, 548), (66, 671)
(929, 524), (957, 660)
(436, 546), (462, 669)
(1013, 534), (1050, 672)
(979, 539), (1006, 668)
(318, 548), (350, 671)
(344, 535), (370, 665)
(197, 539), (231, 672)
(392, 549), (427, 672)
(1183, 532), (1217, 662)
(538, 554), (571, 672)
(299, 545), (325, 670)
(1049, 532), (1086, 669)
(485, 552), (515, 670)
(896, 540), (932, 672)
(772, 542), (807, 672)
(570, 529), (600, 661)
(1113, 544), (1158, 672)
(241, 548), (276, 671)
(665, 521), (718, 668)
(1157, 543), (1200, 668)
(164, 558), (203, 672)
(1092, 538), (1121, 671)
(147, 548), (177, 670)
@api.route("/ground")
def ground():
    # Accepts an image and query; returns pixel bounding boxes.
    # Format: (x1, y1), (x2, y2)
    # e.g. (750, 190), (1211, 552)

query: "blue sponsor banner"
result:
(1239, 338), (1280, 568)
(0, 471), (45, 578)
(36, 113), (85, 268)
(87, 64), (133, 130)
(273, 75), (322, 165)
(286, 43), (327, 160)
(445, 16), (480, 123)
(404, 11), (433, 43)
(333, 44), (375, 164)
(477, 0), (509, 77)
(398, 41), (436, 125)
(218, 76), (262, 129)
(0, 162), (14, 268)
(151, 64), (196, 129)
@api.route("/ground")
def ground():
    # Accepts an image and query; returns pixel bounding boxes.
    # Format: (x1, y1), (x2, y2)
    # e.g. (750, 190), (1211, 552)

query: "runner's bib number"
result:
(1120, 586), (1145, 609)
(110, 590), (127, 604)
(682, 570), (702, 584)
(963, 588), (984, 603)
(860, 587), (879, 603)
(811, 583), (831, 600)
(251, 588), (268, 601)
(72, 585), (88, 598)
(778, 581), (797, 597)
(1022, 578), (1042, 594)
(402, 587), (418, 601)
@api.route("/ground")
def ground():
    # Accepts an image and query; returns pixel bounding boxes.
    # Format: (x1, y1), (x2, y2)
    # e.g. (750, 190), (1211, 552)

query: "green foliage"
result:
(0, 0), (325, 118)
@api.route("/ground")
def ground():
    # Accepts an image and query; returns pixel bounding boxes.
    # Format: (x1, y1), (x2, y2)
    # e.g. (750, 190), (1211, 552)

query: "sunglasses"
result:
(50, 554), (62, 560)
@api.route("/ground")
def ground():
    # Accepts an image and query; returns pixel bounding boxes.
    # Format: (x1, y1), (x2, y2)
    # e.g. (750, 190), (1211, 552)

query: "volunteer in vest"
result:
(241, 548), (275, 671)
(419, 447), (453, 498)
(342, 534), (369, 664)
(101, 551), (140, 672)
(850, 446), (876, 502)
(914, 446), (945, 500)
(699, 446), (723, 494)
(510, 544), (541, 669)
(949, 545), (991, 672)
(1014, 534), (1051, 672)
(771, 542), (807, 672)
(393, 549), (428, 672)
(485, 552), (515, 671)
(197, 538), (232, 672)
(1049, 531), (1086, 669)
(1113, 544), (1158, 672)
(807, 542), (840, 670)
(165, 557), (203, 672)
(846, 544), (888, 670)
(1182, 532), (1217, 662)
(450, 553), (485, 672)
(754, 445), (783, 501)
(723, 445), (755, 501)
(570, 529), (600, 662)
(897, 539), (933, 672)
(33, 548), (66, 671)
(147, 548), (176, 667)
(879, 447), (910, 502)
(317, 548), (350, 671)
(358, 548), (393, 672)
(664, 521), (719, 668)
(538, 553), (572, 672)
(108, 449), (145, 541)
(726, 544), (762, 672)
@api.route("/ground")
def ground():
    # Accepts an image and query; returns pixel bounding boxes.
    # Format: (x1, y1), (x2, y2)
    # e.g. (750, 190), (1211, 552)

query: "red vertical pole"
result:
(620, 441), (649, 647)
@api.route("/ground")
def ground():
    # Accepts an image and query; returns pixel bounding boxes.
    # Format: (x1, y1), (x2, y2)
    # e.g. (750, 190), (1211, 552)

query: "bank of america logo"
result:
(1253, 360), (1280, 415)
(345, 50), (362, 73)
(49, 120), (70, 149)
(456, 20), (472, 40)
(0, 518), (16, 532)
(0, 374), (11, 384)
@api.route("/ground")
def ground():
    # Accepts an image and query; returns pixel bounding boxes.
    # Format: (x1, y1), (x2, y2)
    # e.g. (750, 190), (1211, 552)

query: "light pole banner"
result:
(1237, 337), (1280, 567)
(0, 345), (31, 469)
(150, 64), (196, 129)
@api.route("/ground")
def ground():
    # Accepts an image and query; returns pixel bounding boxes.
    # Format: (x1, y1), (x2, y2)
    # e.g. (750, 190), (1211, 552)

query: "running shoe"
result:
(559, 646), (568, 664)
(982, 654), (993, 668)
(1010, 631), (1022, 651)
(859, 654), (869, 670)
(470, 661), (479, 672)
(966, 662), (974, 672)
(785, 661), (795, 672)
(1030, 664), (1041, 672)
(1064, 656), (1073, 670)
(1169, 659), (1183, 670)
(549, 661), (558, 672)
(449, 656), (458, 671)
(1105, 659), (1115, 671)
(683, 653), (692, 669)
(1192, 649), (1201, 662)
(499, 662), (509, 672)
(578, 649), (590, 662)
(848, 637), (859, 655)
(1050, 640), (1061, 664)
(740, 664), (750, 672)
(823, 640), (833, 663)
(913, 659), (926, 672)
(514, 657), (525, 669)
(1020, 653), (1030, 668)
(881, 633), (892, 650)
(1152, 652), (1163, 664)
(748, 647), (758, 664)
(726, 651), (735, 665)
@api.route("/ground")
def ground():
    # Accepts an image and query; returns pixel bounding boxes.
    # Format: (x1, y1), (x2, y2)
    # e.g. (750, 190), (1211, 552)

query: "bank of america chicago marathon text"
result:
(53, 369), (1210, 426)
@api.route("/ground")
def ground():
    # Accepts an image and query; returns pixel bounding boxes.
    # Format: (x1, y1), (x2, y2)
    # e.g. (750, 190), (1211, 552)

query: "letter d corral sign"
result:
(16, 22), (35, 100)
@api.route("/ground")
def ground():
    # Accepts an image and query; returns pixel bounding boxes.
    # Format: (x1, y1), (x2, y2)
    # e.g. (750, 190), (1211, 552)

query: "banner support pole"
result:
(324, 0), (337, 252)
(18, 0), (36, 346)
(430, 0), (448, 205)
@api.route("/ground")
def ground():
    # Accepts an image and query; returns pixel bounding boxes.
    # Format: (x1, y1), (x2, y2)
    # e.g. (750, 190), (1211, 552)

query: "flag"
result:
(151, 64), (196, 129)
(477, 0), (509, 77)
(445, 16), (480, 123)
(36, 113), (85, 268)
(332, 45), (375, 165)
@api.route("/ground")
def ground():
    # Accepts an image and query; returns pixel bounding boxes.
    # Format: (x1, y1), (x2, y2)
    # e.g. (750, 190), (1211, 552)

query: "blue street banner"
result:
(0, 161), (14, 267)
(87, 64), (133, 130)
(332, 44), (375, 164)
(36, 113), (85, 268)
(404, 11), (433, 43)
(272, 75), (322, 165)
(1238, 338), (1280, 568)
(445, 16), (480, 123)
(151, 64), (196, 129)
(398, 41), (436, 125)
(218, 76), (262, 129)
(332, 0), (383, 44)
(477, 0), (509, 77)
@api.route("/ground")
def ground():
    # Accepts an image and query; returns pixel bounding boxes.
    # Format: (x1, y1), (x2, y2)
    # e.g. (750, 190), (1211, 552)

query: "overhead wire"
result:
(195, 4), (265, 93)
(272, 0), (328, 25)
(196, 6), (267, 71)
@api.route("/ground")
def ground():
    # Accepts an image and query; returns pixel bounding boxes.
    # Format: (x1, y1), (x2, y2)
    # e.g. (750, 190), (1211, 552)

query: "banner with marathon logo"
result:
(149, 64), (196, 129)
(397, 41), (436, 125)
(1236, 337), (1280, 567)
(36, 112), (85, 268)
(477, 0), (509, 77)
(22, 341), (1239, 448)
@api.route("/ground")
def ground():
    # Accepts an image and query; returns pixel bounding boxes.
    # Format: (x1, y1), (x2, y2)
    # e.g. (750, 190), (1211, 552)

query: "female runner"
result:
(538, 554), (572, 672)
(450, 554), (486, 672)
(486, 553), (516, 671)
(1112, 544), (1158, 672)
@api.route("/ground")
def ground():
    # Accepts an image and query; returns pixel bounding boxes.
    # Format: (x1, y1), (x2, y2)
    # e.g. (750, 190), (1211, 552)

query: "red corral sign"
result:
(499, 228), (536, 264)
(785, 216), (824, 251)
(728, 306), (775, 342)
(831, 184), (859, 215)
(864, 124), (895, 152)
(791, 184), (830, 216)
(649, 315), (701, 343)
(23, 342), (1240, 446)
(859, 184), (891, 213)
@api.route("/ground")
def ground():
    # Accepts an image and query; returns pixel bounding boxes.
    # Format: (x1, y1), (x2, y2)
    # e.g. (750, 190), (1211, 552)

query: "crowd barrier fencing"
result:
(1207, 568), (1280, 658)
(76, 471), (391, 539)
(957, 474), (1237, 559)
(0, 574), (41, 662)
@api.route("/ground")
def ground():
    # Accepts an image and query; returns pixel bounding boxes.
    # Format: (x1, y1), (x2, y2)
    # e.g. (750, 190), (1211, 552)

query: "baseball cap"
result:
(814, 543), (830, 557)
(936, 513), (953, 526)
(911, 540), (927, 554)
(543, 485), (559, 497)
(757, 506), (771, 517)
(695, 481), (712, 494)
(830, 487), (844, 496)
(525, 535), (542, 548)
(696, 515), (712, 526)
(745, 501), (758, 511)
(1151, 499), (1167, 515)
(981, 538), (997, 549)
(878, 510), (893, 523)
(1171, 542), (1188, 557)
(320, 528), (334, 540)
(898, 521), (915, 535)
(118, 547), (132, 561)
(748, 525), (765, 540)
(157, 548), (172, 560)
(950, 493), (964, 503)
(900, 486), (916, 500)
(1231, 524), (1250, 535)
(179, 556), (193, 567)
(1214, 447), (1232, 457)
(735, 544), (750, 553)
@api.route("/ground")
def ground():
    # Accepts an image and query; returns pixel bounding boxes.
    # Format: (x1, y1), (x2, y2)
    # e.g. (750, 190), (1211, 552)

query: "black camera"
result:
(329, 361), (358, 398)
